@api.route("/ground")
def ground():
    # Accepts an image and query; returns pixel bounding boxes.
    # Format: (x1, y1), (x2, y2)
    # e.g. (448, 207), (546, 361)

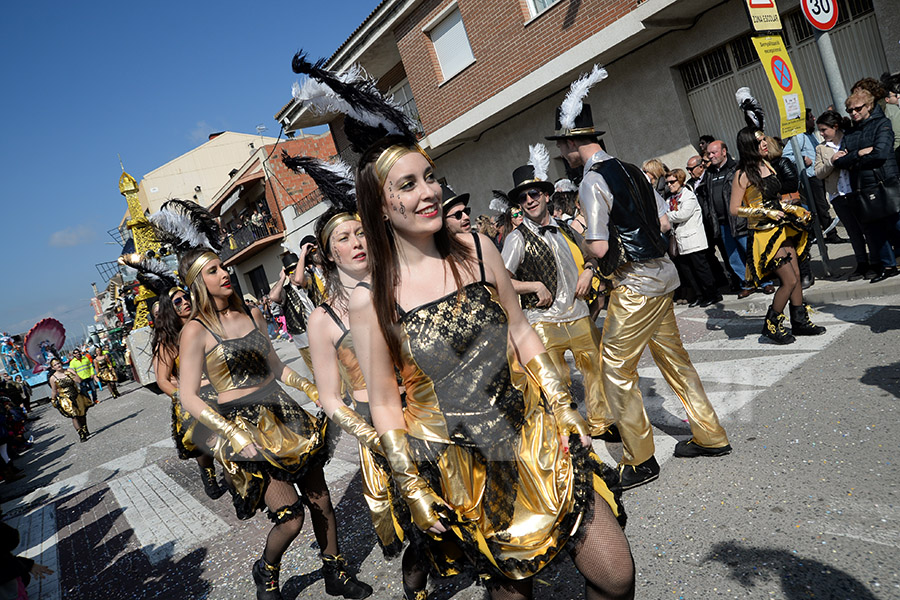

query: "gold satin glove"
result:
(525, 353), (589, 437)
(196, 407), (254, 455)
(781, 203), (811, 225)
(380, 429), (443, 531)
(737, 206), (782, 220)
(332, 405), (382, 454)
(284, 370), (319, 403)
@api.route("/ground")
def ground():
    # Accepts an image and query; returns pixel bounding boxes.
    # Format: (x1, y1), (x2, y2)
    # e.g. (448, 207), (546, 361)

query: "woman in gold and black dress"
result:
(730, 126), (826, 344)
(158, 200), (372, 600)
(350, 136), (633, 600)
(47, 358), (91, 442)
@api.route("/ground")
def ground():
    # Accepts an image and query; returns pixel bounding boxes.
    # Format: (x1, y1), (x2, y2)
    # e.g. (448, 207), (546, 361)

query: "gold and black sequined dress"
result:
(392, 238), (625, 580)
(745, 174), (809, 285)
(197, 322), (331, 521)
(321, 303), (404, 558)
(51, 373), (91, 418)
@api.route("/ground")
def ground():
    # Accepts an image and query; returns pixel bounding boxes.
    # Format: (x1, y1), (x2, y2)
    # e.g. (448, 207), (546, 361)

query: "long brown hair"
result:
(178, 248), (244, 338)
(355, 136), (473, 366)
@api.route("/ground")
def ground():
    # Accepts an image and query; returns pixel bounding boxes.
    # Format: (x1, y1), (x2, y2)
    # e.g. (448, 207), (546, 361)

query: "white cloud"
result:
(189, 120), (212, 143)
(48, 225), (97, 247)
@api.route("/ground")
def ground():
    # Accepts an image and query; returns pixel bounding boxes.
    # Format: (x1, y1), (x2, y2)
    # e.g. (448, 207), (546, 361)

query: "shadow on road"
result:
(706, 541), (878, 599)
(860, 360), (900, 398)
(90, 410), (142, 436)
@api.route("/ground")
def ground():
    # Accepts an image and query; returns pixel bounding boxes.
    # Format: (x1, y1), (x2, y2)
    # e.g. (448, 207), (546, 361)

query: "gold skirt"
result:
(210, 381), (332, 520)
(747, 223), (809, 285)
(53, 392), (91, 418)
(405, 359), (625, 581)
(171, 385), (217, 460)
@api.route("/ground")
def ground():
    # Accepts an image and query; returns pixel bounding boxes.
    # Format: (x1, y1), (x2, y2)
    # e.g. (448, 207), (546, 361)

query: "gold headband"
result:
(374, 144), (435, 188)
(319, 212), (360, 252)
(184, 251), (218, 287)
(167, 287), (183, 298)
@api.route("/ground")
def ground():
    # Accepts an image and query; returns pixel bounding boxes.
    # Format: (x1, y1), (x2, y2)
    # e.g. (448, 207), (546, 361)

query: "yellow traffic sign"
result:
(744, 0), (782, 32)
(752, 35), (805, 138)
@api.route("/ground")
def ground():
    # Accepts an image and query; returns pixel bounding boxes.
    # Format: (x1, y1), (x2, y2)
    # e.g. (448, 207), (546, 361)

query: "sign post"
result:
(751, 34), (834, 276)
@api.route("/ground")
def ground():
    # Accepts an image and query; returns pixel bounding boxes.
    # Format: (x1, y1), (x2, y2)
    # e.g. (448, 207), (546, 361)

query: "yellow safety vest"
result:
(69, 356), (94, 379)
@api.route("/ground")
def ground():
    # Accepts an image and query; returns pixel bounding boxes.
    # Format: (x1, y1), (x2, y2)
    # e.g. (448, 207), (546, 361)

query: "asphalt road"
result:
(2, 296), (898, 600)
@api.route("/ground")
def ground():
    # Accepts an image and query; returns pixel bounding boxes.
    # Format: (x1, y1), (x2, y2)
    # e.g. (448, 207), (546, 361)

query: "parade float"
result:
(1, 318), (67, 387)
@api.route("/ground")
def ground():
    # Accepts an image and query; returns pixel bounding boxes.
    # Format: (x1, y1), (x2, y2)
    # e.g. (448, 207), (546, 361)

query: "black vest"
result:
(589, 159), (668, 263)
(513, 220), (581, 310)
(282, 284), (308, 335)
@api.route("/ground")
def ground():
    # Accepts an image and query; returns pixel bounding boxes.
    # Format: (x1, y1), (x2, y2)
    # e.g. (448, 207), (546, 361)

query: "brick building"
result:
(206, 132), (336, 301)
(277, 0), (896, 216)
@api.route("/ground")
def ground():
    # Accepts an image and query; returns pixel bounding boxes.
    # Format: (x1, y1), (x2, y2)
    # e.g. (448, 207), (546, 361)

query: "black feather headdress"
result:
(149, 199), (222, 255)
(736, 87), (765, 132)
(291, 51), (417, 153)
(117, 253), (181, 297)
(281, 151), (356, 214)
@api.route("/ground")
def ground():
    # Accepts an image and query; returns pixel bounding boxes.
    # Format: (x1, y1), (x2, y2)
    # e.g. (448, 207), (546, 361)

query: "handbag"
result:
(855, 167), (900, 223)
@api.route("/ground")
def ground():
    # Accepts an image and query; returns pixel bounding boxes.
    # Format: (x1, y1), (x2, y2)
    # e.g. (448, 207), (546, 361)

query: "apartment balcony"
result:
(221, 217), (283, 267)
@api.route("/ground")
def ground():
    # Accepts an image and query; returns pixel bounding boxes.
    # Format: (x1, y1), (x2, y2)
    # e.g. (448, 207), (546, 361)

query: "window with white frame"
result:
(527, 0), (561, 17)
(390, 79), (423, 133)
(428, 6), (475, 82)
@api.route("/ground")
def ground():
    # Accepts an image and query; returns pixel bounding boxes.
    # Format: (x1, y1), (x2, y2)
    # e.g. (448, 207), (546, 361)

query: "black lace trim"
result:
(267, 497), (306, 524)
(747, 225), (809, 287)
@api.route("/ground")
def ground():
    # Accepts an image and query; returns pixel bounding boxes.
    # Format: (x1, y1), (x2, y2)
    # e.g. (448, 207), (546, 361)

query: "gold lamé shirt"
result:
(396, 281), (590, 579)
(203, 327), (271, 393)
(742, 174), (784, 231)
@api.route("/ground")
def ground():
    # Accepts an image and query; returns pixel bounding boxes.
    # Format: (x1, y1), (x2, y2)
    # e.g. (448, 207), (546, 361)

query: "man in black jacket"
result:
(706, 141), (753, 297)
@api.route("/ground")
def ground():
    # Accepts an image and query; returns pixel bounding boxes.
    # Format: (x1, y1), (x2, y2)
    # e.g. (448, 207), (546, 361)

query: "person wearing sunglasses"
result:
(440, 183), (472, 235)
(833, 86), (900, 283)
(500, 145), (618, 444)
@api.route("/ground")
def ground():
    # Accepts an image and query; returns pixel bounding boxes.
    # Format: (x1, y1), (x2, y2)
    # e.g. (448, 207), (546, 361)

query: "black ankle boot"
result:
(200, 466), (226, 499)
(403, 581), (428, 600)
(789, 304), (826, 336)
(321, 554), (373, 599)
(78, 426), (89, 442)
(252, 558), (283, 600)
(762, 306), (795, 344)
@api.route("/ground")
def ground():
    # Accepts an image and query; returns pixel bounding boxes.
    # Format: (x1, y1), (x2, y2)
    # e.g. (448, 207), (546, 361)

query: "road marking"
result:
(107, 464), (229, 565)
(6, 504), (61, 600)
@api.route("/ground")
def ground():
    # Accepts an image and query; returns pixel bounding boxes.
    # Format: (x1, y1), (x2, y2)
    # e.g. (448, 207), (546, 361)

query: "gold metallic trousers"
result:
(532, 315), (614, 436)
(601, 288), (729, 465)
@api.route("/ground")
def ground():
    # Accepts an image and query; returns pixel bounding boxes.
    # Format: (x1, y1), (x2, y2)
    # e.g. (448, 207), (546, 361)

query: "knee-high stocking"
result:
(485, 576), (533, 600)
(262, 479), (304, 565)
(401, 545), (428, 594)
(298, 466), (338, 556)
(570, 493), (635, 600)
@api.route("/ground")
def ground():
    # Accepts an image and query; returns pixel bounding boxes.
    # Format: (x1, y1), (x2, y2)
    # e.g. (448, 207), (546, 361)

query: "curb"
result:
(717, 276), (900, 314)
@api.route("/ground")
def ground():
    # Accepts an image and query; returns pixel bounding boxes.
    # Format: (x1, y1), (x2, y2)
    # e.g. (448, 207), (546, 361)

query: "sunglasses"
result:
(510, 210), (523, 218)
(846, 105), (867, 114)
(687, 164), (701, 170)
(518, 189), (543, 203)
(666, 179), (678, 185)
(446, 207), (471, 220)
(173, 296), (189, 307)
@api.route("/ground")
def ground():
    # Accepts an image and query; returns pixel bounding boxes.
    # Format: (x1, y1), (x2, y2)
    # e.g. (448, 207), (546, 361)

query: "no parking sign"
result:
(752, 35), (806, 138)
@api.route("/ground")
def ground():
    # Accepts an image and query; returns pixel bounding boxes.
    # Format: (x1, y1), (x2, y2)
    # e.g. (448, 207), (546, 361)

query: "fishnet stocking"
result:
(73, 416), (86, 431)
(297, 466), (338, 556)
(262, 479), (304, 565)
(401, 544), (428, 593)
(570, 493), (635, 600)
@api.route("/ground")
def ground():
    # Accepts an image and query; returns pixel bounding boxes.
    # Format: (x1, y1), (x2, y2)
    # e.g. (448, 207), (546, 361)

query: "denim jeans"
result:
(720, 225), (749, 288)
(80, 379), (98, 403)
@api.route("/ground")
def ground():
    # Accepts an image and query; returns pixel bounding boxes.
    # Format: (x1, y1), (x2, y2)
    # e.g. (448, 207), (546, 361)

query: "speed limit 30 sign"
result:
(801, 0), (839, 31)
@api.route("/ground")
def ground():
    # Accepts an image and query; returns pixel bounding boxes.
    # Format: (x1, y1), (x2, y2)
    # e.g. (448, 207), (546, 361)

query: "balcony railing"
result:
(221, 217), (281, 261)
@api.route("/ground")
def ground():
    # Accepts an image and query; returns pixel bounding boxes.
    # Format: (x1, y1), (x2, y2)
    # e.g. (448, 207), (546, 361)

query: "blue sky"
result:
(0, 1), (377, 342)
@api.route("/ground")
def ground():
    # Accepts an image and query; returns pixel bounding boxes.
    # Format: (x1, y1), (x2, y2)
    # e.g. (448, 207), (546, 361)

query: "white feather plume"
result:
(292, 70), (409, 136)
(559, 65), (608, 130)
(489, 197), (507, 213)
(150, 209), (216, 251)
(554, 178), (577, 193)
(735, 86), (752, 106)
(528, 144), (551, 182)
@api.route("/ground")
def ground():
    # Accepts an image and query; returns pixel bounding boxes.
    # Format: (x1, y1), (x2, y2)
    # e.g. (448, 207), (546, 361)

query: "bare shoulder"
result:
(348, 284), (375, 316)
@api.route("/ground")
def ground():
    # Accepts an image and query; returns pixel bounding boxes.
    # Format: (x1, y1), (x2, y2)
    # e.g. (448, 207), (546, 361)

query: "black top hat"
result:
(545, 104), (605, 141)
(281, 251), (299, 270)
(440, 184), (470, 212)
(508, 165), (555, 203)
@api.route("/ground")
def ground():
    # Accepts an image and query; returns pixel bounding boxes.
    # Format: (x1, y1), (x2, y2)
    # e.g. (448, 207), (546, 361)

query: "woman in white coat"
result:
(666, 169), (722, 307)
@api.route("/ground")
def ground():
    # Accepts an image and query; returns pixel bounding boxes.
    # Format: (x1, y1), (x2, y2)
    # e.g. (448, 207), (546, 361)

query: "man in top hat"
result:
(269, 237), (321, 377)
(441, 184), (472, 235)
(500, 148), (617, 441)
(550, 100), (731, 490)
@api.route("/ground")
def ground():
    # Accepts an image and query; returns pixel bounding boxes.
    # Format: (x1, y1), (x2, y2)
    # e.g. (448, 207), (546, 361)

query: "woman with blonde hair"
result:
(641, 158), (669, 198)
(153, 199), (372, 600)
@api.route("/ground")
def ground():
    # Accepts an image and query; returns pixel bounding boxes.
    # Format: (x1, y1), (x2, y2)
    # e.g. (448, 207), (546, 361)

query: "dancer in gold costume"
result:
(47, 358), (91, 442)
(152, 199), (372, 600)
(551, 67), (731, 490)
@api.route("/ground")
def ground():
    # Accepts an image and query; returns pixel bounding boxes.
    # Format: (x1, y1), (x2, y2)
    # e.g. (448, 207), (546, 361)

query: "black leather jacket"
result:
(833, 105), (900, 191)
